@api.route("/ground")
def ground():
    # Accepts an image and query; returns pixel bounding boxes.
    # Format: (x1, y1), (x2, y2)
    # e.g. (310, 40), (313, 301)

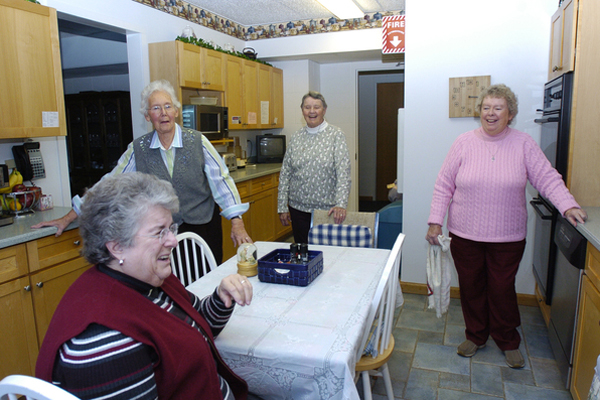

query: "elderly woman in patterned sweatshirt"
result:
(277, 91), (351, 244)
(425, 84), (587, 369)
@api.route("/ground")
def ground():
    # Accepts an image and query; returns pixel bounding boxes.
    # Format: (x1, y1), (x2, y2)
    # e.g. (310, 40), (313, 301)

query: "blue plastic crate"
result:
(258, 249), (323, 286)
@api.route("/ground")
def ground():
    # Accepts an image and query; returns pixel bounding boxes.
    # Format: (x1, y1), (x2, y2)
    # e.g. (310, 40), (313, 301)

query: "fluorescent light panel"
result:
(317, 0), (364, 19)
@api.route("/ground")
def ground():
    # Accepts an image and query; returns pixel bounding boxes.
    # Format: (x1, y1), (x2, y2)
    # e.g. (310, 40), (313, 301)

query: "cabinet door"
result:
(225, 55), (245, 130)
(571, 275), (600, 400)
(30, 257), (91, 346)
(272, 68), (284, 128)
(248, 189), (276, 242)
(548, 0), (578, 79)
(0, 277), (38, 379)
(242, 61), (260, 129)
(201, 49), (225, 91)
(258, 64), (272, 129)
(178, 42), (202, 88)
(0, 1), (66, 138)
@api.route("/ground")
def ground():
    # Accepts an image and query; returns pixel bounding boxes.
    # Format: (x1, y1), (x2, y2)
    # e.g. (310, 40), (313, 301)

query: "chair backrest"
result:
(0, 375), (80, 400)
(170, 232), (217, 286)
(310, 210), (379, 247)
(356, 233), (405, 360)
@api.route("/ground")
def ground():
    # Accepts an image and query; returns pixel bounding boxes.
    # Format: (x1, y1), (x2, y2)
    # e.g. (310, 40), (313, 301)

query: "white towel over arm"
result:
(427, 235), (452, 318)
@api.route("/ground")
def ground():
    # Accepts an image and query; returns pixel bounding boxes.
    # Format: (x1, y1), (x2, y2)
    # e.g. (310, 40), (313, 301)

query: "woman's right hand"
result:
(279, 212), (291, 226)
(425, 224), (442, 246)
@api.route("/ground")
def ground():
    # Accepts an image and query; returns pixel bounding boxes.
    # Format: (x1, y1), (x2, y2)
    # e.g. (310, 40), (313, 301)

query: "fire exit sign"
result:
(382, 15), (405, 53)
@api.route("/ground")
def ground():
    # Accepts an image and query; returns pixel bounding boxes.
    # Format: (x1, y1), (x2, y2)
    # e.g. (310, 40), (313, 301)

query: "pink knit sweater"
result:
(428, 127), (580, 242)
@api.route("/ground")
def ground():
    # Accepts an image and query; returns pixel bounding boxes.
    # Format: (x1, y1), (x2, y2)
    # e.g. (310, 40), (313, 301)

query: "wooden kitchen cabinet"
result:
(548, 0), (578, 80)
(271, 68), (285, 128)
(221, 172), (291, 260)
(225, 54), (245, 129)
(0, 0), (66, 138)
(0, 229), (91, 379)
(571, 243), (600, 399)
(241, 61), (260, 130)
(565, 0), (600, 206)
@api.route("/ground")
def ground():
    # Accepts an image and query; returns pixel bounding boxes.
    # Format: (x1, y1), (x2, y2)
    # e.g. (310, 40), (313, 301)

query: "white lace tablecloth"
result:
(186, 241), (391, 400)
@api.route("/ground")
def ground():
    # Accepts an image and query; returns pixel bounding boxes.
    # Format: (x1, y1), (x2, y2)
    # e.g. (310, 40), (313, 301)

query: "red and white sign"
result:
(382, 15), (405, 54)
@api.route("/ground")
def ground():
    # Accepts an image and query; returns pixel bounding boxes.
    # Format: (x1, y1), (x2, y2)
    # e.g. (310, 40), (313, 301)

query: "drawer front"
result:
(236, 181), (250, 199)
(27, 229), (84, 272)
(0, 244), (28, 284)
(586, 243), (600, 291)
(249, 174), (275, 194)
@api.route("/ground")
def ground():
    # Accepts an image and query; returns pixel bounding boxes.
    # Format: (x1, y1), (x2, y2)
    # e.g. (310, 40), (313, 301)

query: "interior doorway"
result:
(358, 70), (404, 212)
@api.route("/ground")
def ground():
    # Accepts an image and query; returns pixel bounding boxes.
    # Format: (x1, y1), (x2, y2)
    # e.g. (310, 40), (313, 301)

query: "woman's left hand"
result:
(231, 218), (253, 247)
(217, 274), (253, 307)
(565, 207), (587, 227)
(328, 207), (347, 224)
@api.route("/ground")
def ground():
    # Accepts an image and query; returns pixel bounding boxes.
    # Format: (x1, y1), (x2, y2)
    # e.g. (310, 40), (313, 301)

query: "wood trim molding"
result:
(400, 281), (539, 308)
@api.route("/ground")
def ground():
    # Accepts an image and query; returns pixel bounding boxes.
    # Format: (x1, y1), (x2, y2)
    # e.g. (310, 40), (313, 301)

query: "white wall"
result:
(402, 0), (556, 294)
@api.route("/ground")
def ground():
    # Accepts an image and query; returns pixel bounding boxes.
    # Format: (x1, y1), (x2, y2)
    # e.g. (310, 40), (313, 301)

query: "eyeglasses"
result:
(148, 104), (176, 115)
(137, 223), (178, 244)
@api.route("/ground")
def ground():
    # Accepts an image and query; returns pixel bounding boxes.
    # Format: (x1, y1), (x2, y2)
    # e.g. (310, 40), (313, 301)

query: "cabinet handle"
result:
(36, 282), (43, 288)
(24, 285), (31, 292)
(553, 65), (562, 72)
(74, 240), (81, 246)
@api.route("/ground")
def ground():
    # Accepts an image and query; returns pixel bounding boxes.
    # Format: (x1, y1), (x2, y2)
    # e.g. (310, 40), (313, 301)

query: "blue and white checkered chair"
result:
(308, 210), (379, 248)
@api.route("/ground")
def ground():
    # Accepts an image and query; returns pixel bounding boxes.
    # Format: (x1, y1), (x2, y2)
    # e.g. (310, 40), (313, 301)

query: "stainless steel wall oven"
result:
(531, 71), (573, 305)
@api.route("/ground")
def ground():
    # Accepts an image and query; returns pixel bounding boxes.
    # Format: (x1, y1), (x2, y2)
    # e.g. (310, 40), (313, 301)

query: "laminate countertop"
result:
(229, 163), (282, 183)
(0, 207), (78, 250)
(577, 207), (600, 250)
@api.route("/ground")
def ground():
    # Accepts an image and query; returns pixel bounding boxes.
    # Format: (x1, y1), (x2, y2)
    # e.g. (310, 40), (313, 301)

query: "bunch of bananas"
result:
(0, 169), (23, 194)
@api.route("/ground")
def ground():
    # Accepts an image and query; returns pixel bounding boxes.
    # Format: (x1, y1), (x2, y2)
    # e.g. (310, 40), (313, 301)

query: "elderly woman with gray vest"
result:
(32, 79), (251, 264)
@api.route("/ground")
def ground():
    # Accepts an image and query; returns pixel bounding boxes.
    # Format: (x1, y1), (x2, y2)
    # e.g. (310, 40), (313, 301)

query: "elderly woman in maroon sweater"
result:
(36, 172), (253, 400)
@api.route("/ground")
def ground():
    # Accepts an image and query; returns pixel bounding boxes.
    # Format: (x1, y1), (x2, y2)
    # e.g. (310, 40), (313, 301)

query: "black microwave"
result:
(181, 105), (228, 140)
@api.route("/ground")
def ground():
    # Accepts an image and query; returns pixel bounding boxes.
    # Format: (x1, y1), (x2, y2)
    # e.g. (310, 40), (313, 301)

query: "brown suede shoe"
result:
(505, 349), (525, 368)
(457, 340), (485, 357)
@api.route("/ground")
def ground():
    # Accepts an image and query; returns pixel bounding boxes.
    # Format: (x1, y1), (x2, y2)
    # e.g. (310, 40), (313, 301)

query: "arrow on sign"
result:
(390, 36), (402, 47)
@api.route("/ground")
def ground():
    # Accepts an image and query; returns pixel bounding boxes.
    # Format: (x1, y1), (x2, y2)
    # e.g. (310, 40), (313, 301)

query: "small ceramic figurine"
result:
(237, 243), (258, 277)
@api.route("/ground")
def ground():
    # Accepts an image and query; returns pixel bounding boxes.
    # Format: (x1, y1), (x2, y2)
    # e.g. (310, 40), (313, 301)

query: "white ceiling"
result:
(184, 0), (404, 26)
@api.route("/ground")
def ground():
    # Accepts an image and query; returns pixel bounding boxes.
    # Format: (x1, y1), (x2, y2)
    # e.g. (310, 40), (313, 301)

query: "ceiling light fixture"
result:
(316, 0), (364, 19)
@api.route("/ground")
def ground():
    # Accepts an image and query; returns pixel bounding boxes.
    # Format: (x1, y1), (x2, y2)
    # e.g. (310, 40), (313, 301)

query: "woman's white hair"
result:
(139, 79), (182, 116)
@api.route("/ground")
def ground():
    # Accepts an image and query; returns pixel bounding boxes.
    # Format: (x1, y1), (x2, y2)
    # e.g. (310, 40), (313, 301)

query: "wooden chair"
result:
(355, 233), (405, 400)
(309, 210), (379, 248)
(0, 375), (80, 400)
(170, 232), (217, 286)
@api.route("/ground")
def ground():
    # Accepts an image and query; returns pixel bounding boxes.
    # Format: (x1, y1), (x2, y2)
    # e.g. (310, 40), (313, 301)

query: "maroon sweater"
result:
(36, 266), (247, 400)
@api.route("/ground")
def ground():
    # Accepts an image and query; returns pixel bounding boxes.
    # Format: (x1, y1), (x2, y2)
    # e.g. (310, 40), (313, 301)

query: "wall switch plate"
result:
(4, 159), (16, 169)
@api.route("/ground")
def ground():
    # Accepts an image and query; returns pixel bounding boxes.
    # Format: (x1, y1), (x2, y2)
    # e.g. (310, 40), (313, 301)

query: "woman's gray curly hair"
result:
(79, 172), (179, 265)
(139, 79), (182, 117)
(476, 84), (518, 124)
(300, 91), (328, 109)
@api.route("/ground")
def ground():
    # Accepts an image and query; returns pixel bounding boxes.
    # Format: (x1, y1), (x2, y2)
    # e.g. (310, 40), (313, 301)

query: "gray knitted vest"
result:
(133, 128), (214, 225)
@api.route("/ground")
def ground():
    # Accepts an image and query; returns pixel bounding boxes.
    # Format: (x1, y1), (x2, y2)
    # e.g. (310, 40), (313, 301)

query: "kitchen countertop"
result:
(577, 207), (600, 250)
(0, 207), (78, 250)
(229, 163), (282, 183)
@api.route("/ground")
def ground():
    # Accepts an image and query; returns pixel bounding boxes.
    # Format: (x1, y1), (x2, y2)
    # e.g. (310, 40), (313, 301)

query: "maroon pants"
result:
(449, 233), (526, 351)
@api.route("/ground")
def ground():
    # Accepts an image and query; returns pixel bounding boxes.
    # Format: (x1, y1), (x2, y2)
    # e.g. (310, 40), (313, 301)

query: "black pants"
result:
(179, 203), (223, 265)
(289, 206), (311, 244)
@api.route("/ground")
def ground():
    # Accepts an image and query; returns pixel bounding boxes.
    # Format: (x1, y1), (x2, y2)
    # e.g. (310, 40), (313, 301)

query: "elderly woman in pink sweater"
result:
(425, 84), (587, 369)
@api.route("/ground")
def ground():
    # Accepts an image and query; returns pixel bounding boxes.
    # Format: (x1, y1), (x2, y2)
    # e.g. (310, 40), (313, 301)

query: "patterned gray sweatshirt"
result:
(278, 121), (351, 213)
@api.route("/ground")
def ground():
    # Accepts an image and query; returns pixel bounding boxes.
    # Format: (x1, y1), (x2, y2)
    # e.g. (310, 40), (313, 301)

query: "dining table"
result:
(186, 241), (393, 400)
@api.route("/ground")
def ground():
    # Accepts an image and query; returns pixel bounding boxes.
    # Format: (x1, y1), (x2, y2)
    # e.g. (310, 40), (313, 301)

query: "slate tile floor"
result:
(361, 293), (573, 400)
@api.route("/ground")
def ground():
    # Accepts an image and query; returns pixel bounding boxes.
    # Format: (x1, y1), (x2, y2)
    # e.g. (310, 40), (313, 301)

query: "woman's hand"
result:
(565, 207), (587, 227)
(425, 224), (443, 246)
(279, 212), (291, 226)
(231, 218), (253, 247)
(328, 207), (346, 224)
(31, 209), (78, 237)
(217, 274), (253, 307)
